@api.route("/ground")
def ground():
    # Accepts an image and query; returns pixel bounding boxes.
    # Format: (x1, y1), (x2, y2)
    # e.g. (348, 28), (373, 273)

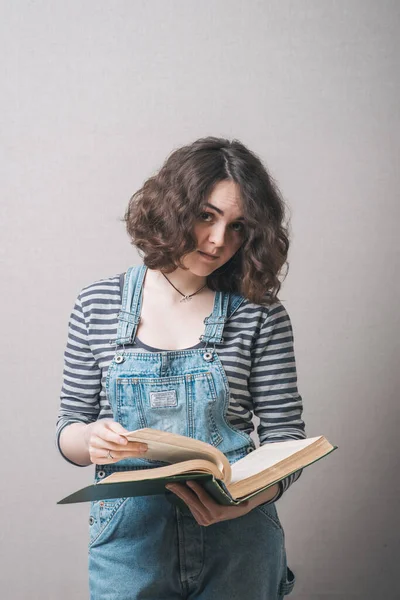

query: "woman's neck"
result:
(147, 267), (208, 301)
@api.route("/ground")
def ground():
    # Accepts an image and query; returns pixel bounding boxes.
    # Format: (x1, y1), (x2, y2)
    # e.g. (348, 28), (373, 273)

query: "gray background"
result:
(1, 1), (399, 598)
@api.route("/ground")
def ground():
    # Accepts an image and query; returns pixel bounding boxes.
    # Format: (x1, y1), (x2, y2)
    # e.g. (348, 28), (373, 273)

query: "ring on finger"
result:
(107, 450), (113, 460)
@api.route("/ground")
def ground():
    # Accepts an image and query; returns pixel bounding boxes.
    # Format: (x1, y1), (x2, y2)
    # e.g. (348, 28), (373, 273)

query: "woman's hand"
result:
(84, 419), (148, 465)
(165, 480), (280, 526)
(165, 481), (253, 525)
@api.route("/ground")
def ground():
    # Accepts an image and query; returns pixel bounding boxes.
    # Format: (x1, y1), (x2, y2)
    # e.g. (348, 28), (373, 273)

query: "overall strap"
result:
(201, 291), (245, 344)
(114, 264), (146, 346)
(115, 264), (246, 347)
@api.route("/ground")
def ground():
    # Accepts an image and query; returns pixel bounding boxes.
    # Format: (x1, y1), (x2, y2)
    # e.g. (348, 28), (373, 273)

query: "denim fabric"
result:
(88, 265), (296, 599)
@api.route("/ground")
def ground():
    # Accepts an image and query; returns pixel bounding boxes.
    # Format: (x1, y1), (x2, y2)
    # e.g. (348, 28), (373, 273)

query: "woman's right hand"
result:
(84, 419), (148, 465)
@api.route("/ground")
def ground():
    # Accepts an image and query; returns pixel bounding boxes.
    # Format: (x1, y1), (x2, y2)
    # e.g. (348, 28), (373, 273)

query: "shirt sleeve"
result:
(55, 291), (102, 466)
(249, 302), (306, 502)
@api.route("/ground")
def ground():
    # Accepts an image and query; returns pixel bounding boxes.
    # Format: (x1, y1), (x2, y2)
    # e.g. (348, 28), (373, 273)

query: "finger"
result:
(91, 447), (148, 459)
(90, 436), (147, 453)
(186, 504), (208, 526)
(106, 421), (130, 443)
(186, 481), (244, 522)
(94, 426), (133, 447)
(108, 449), (149, 459)
(96, 422), (128, 446)
(89, 448), (149, 465)
(186, 482), (250, 519)
(166, 484), (209, 523)
(98, 428), (127, 446)
(90, 449), (116, 464)
(185, 480), (220, 510)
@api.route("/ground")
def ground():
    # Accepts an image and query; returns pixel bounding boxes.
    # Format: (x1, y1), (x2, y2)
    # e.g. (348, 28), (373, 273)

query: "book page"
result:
(127, 439), (217, 465)
(99, 459), (223, 484)
(123, 429), (231, 482)
(230, 437), (322, 483)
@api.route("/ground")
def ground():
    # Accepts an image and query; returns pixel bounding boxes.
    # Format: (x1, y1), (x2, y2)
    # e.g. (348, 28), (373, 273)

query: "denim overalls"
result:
(88, 265), (295, 600)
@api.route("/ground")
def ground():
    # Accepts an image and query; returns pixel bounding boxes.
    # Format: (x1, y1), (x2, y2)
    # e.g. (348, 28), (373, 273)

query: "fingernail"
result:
(139, 444), (148, 452)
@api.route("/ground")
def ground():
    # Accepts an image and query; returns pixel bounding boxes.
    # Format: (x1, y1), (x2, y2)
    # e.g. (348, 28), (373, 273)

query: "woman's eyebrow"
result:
(204, 202), (245, 221)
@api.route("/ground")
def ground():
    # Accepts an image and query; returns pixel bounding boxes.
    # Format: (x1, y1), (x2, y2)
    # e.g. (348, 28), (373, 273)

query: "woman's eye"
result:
(198, 212), (245, 234)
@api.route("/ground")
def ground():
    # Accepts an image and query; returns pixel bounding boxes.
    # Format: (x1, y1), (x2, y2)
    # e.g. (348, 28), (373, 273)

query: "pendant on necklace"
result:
(180, 296), (192, 303)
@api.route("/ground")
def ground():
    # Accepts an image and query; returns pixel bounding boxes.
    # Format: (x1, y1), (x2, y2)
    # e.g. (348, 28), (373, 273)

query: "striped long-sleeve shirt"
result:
(56, 272), (306, 502)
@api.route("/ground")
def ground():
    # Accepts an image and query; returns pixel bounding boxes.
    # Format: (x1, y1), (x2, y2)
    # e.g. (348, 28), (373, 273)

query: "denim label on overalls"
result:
(149, 389), (178, 407)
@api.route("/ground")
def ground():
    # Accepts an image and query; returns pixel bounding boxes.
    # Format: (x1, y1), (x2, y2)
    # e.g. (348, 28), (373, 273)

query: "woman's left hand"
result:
(165, 480), (252, 525)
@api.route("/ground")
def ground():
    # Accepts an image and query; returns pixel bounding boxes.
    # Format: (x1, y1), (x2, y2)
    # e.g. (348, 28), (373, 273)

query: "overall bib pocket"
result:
(116, 372), (223, 449)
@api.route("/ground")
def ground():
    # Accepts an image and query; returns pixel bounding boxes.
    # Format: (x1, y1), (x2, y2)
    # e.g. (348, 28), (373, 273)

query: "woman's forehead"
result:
(205, 180), (244, 217)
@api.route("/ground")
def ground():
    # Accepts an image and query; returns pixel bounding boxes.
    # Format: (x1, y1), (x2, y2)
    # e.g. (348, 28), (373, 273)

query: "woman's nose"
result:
(208, 224), (227, 246)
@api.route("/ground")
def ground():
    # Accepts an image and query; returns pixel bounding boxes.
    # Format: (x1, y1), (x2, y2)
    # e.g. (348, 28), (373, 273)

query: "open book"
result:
(58, 428), (337, 505)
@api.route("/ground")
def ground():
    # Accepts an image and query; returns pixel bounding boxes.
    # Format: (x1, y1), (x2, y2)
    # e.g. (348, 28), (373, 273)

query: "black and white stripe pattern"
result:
(56, 272), (306, 501)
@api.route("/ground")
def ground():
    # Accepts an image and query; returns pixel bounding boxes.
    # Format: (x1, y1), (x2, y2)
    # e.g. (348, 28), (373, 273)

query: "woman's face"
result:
(183, 179), (246, 274)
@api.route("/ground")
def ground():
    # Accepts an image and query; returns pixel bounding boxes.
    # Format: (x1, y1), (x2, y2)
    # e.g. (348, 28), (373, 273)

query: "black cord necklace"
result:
(161, 272), (207, 303)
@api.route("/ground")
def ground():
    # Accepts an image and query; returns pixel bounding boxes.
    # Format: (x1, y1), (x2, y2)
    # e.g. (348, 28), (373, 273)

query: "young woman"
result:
(56, 137), (306, 599)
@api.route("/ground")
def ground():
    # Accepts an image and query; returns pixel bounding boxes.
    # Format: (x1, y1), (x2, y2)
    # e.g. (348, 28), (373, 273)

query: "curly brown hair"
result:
(123, 136), (290, 306)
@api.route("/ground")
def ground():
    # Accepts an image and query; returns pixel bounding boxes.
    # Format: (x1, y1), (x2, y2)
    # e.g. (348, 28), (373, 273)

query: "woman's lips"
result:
(198, 251), (219, 260)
